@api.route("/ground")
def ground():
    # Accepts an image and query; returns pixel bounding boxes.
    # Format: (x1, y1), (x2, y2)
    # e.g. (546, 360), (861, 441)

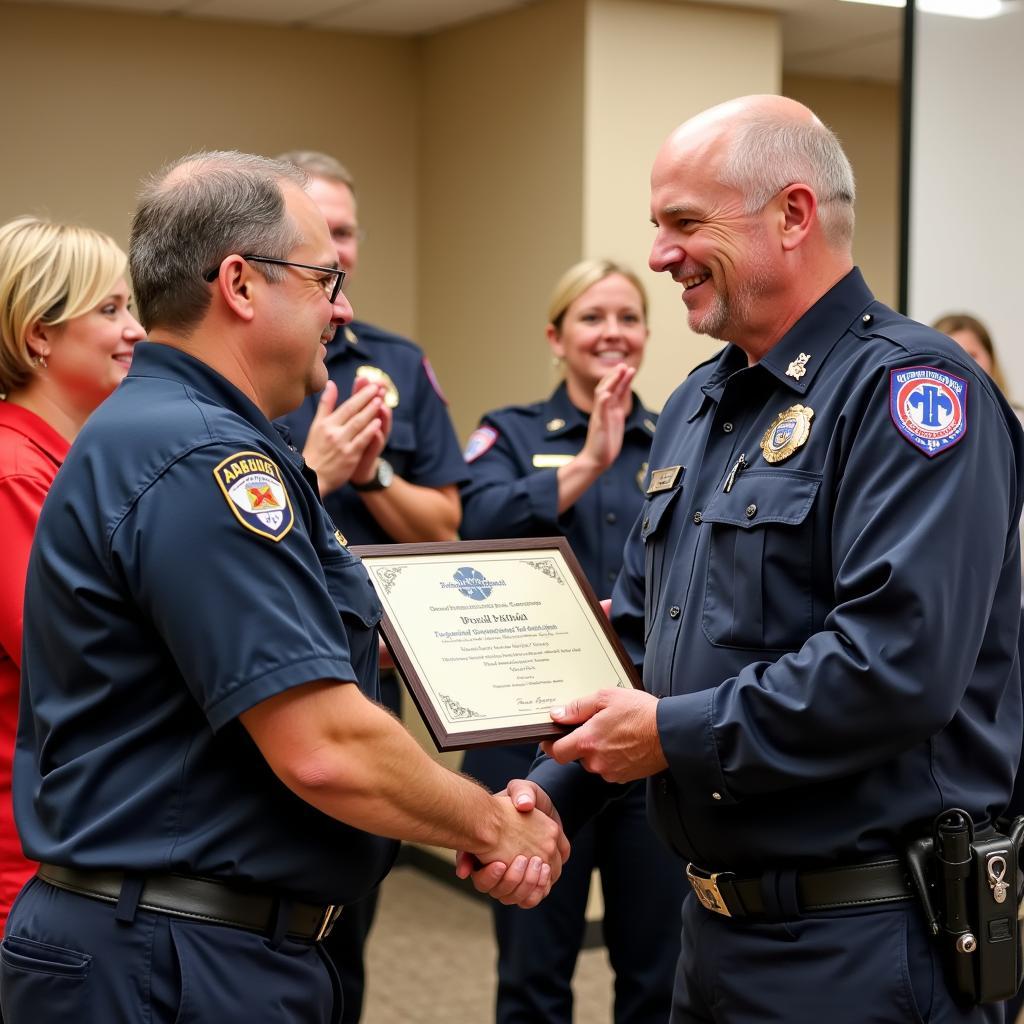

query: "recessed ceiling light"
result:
(839, 0), (1009, 17)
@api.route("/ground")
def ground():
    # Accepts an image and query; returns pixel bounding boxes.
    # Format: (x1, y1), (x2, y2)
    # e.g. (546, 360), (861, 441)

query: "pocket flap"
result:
(641, 484), (683, 541)
(323, 554), (383, 628)
(701, 469), (821, 529)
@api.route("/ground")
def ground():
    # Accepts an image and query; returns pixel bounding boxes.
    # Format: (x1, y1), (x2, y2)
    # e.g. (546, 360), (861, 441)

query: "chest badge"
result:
(214, 451), (295, 542)
(546, 417), (566, 432)
(760, 405), (814, 464)
(646, 465), (682, 495)
(355, 365), (399, 409)
(786, 352), (811, 380)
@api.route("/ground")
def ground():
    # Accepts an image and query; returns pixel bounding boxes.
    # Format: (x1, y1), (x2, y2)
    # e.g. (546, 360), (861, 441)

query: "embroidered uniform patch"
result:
(422, 358), (448, 404)
(213, 451), (295, 541)
(463, 426), (498, 463)
(890, 366), (968, 458)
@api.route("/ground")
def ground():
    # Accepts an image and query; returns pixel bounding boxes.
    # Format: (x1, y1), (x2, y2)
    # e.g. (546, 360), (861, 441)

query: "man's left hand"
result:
(540, 688), (667, 783)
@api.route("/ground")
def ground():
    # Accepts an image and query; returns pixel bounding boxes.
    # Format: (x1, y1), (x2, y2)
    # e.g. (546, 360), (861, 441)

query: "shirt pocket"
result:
(383, 418), (415, 477)
(321, 553), (383, 693)
(641, 482), (684, 641)
(700, 468), (821, 651)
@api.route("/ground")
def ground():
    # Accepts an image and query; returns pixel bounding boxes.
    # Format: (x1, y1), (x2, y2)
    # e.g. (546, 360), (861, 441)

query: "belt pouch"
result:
(970, 831), (1020, 1002)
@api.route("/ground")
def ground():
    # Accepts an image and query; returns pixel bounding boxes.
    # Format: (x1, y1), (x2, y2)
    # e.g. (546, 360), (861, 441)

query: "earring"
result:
(31, 354), (48, 369)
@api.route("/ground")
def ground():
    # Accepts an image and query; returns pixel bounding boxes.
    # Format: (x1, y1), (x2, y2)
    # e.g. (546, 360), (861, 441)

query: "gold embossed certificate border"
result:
(350, 538), (642, 751)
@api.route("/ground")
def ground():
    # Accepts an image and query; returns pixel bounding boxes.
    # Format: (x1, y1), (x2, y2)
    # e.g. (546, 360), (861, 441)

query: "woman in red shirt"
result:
(0, 217), (144, 928)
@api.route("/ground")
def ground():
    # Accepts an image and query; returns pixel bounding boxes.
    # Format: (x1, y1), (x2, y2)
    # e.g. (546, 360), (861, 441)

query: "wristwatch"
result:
(351, 458), (394, 493)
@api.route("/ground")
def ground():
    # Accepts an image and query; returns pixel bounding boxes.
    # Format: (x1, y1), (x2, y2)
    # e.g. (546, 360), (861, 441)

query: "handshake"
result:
(455, 779), (570, 910)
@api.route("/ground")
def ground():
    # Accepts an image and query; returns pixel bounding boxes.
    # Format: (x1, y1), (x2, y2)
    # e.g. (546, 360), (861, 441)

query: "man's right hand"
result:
(302, 380), (387, 496)
(455, 782), (569, 908)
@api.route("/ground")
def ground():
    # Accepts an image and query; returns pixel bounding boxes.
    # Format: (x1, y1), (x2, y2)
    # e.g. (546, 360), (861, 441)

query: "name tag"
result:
(532, 453), (574, 469)
(646, 465), (683, 495)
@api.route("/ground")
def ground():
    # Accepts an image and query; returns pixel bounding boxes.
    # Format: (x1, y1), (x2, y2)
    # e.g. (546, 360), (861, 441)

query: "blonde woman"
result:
(460, 259), (684, 1024)
(0, 217), (143, 926)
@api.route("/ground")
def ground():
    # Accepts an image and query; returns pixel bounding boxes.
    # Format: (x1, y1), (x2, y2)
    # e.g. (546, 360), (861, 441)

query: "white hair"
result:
(718, 114), (856, 251)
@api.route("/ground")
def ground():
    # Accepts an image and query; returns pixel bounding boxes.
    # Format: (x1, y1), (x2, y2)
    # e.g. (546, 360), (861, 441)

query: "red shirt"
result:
(0, 401), (69, 927)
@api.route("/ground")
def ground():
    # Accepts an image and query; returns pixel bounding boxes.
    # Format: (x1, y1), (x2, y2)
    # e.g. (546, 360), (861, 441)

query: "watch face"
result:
(377, 458), (394, 488)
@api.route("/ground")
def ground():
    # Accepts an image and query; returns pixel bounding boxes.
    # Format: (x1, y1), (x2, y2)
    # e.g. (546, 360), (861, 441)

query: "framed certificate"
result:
(350, 538), (641, 751)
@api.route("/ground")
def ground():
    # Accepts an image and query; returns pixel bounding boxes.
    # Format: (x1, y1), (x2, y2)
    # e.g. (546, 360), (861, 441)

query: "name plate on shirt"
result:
(532, 453), (574, 469)
(350, 538), (642, 751)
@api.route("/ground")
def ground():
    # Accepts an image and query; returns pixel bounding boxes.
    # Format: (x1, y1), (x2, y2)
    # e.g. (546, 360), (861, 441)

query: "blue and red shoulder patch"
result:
(213, 451), (295, 541)
(890, 366), (968, 458)
(463, 426), (498, 463)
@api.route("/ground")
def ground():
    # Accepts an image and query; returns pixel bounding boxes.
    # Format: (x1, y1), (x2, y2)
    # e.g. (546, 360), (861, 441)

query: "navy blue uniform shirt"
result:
(278, 320), (468, 543)
(533, 269), (1024, 870)
(459, 381), (657, 600)
(14, 342), (398, 904)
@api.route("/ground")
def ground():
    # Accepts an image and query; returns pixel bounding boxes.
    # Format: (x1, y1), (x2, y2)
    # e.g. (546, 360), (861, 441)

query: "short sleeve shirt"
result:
(277, 321), (468, 543)
(14, 342), (398, 904)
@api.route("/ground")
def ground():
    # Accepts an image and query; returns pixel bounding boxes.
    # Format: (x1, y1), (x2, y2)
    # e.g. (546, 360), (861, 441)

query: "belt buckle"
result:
(686, 863), (733, 917)
(315, 904), (343, 942)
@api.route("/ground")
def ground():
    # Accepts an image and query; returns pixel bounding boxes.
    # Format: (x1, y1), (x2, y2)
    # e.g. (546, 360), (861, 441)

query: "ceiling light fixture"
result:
(839, 0), (1008, 17)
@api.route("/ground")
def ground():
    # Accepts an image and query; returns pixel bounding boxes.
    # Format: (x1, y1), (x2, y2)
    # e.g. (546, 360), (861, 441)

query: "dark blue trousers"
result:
(0, 878), (341, 1023)
(464, 744), (685, 1024)
(673, 890), (1005, 1023)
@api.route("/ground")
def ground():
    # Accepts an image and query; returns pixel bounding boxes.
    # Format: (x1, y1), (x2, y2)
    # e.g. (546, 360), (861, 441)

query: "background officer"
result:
(274, 149), (469, 1022)
(460, 258), (684, 1023)
(2, 151), (566, 1024)
(479, 95), (1024, 1023)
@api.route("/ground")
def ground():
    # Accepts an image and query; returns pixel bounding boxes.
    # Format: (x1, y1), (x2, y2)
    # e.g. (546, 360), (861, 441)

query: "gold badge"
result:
(532, 453), (574, 469)
(546, 418), (566, 432)
(646, 465), (682, 495)
(334, 528), (348, 548)
(786, 352), (811, 380)
(355, 365), (399, 408)
(760, 405), (814, 464)
(636, 462), (649, 491)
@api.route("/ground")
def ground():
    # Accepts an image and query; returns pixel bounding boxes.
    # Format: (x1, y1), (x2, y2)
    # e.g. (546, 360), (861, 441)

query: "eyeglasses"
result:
(202, 255), (346, 304)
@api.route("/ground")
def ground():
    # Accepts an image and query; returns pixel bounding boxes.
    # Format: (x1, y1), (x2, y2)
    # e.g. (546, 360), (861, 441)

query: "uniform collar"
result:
(757, 267), (874, 394)
(127, 341), (293, 452)
(0, 400), (70, 465)
(693, 267), (873, 417)
(325, 321), (364, 362)
(543, 381), (656, 438)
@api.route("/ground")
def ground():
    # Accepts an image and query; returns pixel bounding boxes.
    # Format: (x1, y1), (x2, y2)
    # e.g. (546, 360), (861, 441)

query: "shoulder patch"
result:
(463, 426), (498, 463)
(421, 357), (448, 404)
(890, 366), (968, 458)
(213, 451), (295, 541)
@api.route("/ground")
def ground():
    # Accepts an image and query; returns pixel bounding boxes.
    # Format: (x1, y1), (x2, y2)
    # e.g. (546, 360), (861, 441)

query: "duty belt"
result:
(686, 858), (914, 918)
(37, 863), (343, 942)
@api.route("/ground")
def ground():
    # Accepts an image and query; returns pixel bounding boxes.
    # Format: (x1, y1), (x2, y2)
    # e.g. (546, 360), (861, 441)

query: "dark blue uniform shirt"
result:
(533, 269), (1024, 871)
(277, 320), (468, 543)
(14, 342), (398, 904)
(459, 381), (657, 600)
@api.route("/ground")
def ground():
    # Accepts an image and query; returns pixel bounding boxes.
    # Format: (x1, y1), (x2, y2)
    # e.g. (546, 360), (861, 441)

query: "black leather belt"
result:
(686, 858), (914, 918)
(37, 864), (343, 942)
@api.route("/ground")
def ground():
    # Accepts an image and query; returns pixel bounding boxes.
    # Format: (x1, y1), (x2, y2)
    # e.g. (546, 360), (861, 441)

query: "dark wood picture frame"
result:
(350, 537), (642, 752)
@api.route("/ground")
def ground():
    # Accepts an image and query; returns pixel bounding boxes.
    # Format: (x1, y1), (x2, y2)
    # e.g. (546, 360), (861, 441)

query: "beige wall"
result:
(585, 0), (781, 412)
(0, 3), (420, 337)
(418, 0), (587, 442)
(784, 74), (901, 309)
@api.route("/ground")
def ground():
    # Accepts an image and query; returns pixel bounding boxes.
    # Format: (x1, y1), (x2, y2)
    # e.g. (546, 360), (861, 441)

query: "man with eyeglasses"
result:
(273, 150), (469, 1023)
(2, 151), (567, 1024)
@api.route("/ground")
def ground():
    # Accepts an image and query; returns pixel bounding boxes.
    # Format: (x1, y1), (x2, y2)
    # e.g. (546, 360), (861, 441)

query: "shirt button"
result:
(745, 503), (757, 519)
(606, 512), (617, 524)
(693, 511), (703, 524)
(669, 606), (680, 619)
(722, 422), (733, 433)
(712, 791), (723, 801)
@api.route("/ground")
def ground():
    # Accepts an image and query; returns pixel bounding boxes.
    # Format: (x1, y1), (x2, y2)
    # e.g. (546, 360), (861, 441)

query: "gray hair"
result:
(130, 151), (307, 332)
(276, 150), (355, 193)
(719, 115), (856, 251)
